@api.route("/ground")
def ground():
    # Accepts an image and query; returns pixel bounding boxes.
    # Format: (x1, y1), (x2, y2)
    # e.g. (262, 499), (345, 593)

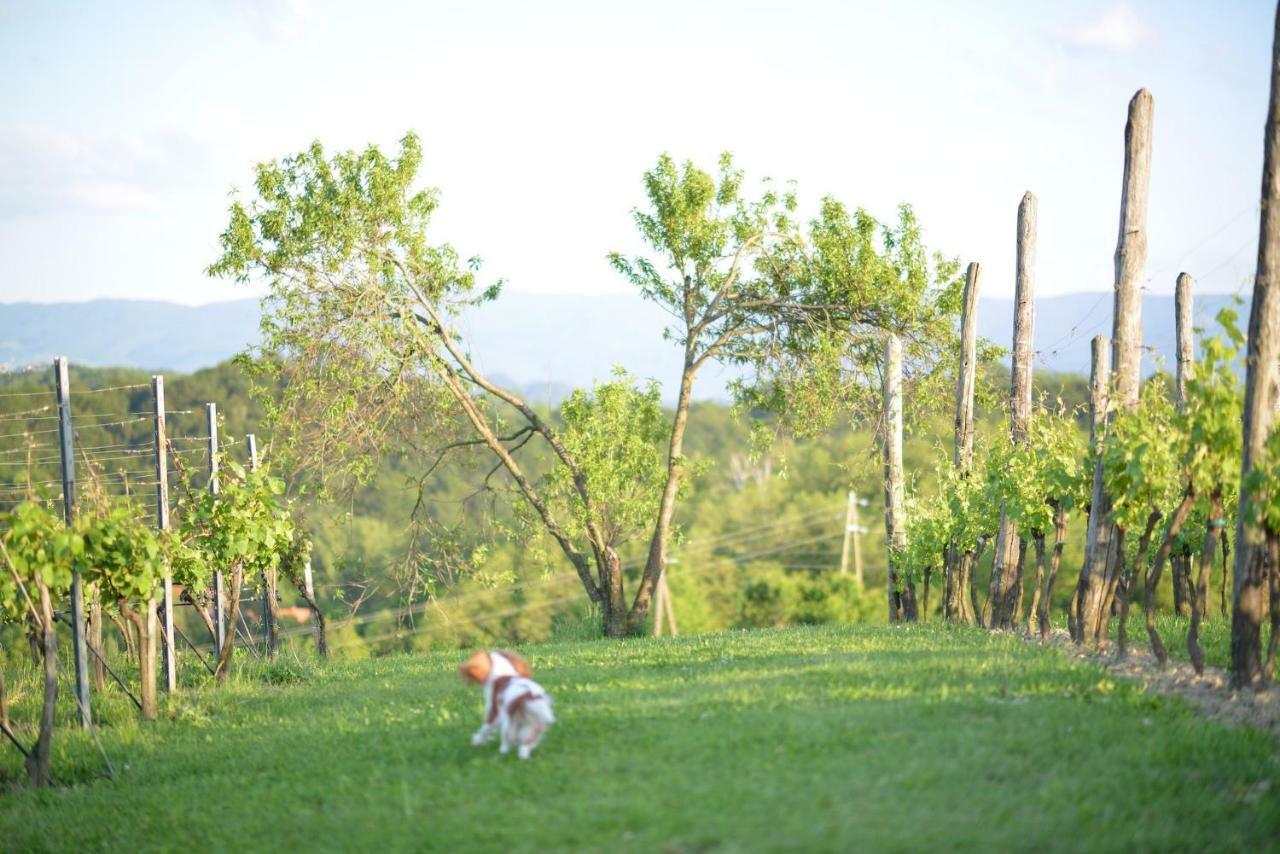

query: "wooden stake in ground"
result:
(54, 356), (92, 728)
(154, 375), (177, 694)
(1172, 273), (1196, 615)
(987, 195), (1037, 629)
(946, 262), (980, 624)
(247, 434), (278, 662)
(1078, 89), (1154, 647)
(207, 403), (226, 657)
(881, 333), (916, 622)
(1073, 337), (1112, 643)
(1232, 3), (1280, 690)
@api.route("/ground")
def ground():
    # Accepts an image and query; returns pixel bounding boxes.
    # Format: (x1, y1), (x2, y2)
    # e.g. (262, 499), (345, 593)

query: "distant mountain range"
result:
(0, 291), (1248, 400)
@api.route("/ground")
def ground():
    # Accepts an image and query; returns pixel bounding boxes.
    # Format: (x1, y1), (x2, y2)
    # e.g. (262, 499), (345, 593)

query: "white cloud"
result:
(1064, 3), (1151, 52)
(227, 0), (313, 41)
(0, 124), (214, 216)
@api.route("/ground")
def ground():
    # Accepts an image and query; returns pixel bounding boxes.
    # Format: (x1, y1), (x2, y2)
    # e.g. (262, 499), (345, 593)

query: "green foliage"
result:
(546, 370), (669, 549)
(1179, 311), (1245, 500)
(178, 461), (295, 584)
(0, 501), (75, 620)
(1102, 377), (1181, 532)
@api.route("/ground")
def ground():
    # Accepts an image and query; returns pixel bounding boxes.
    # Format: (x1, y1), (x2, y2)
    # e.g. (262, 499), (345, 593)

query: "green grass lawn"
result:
(1, 623), (1277, 852)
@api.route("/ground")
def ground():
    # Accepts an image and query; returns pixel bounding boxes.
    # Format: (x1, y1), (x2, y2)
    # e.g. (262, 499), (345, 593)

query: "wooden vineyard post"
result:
(652, 567), (678, 638)
(207, 403), (225, 657)
(54, 357), (91, 729)
(1078, 89), (1153, 647)
(1073, 337), (1113, 643)
(945, 262), (980, 623)
(154, 375), (177, 695)
(248, 434), (278, 662)
(1172, 273), (1195, 615)
(881, 334), (915, 621)
(1232, 4), (1280, 690)
(988, 195), (1037, 629)
(302, 557), (327, 658)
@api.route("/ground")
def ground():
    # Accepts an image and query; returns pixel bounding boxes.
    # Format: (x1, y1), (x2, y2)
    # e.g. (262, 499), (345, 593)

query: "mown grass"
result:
(1, 623), (1277, 852)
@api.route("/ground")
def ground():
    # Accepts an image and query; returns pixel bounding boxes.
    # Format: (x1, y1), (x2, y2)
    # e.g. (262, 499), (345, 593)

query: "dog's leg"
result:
(517, 741), (532, 760)
(470, 723), (492, 746)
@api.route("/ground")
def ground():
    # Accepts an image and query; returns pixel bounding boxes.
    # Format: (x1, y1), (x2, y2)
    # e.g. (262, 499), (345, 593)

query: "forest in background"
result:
(0, 357), (1100, 657)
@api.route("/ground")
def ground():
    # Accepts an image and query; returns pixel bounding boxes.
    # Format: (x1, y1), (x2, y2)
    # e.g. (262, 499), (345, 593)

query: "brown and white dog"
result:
(458, 649), (555, 760)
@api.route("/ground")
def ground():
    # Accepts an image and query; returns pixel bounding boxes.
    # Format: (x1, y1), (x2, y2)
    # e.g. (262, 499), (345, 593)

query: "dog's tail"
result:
(512, 694), (555, 726)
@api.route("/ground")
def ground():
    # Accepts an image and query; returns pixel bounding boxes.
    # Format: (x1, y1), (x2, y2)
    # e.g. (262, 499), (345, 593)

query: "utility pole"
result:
(839, 491), (867, 585)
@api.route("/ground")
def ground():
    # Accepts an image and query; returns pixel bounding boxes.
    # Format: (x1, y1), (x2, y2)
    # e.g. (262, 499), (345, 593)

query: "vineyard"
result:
(3, 4), (1280, 849)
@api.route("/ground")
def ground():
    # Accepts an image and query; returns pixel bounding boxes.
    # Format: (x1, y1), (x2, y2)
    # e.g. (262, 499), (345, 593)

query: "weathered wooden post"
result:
(302, 557), (327, 658)
(1232, 5), (1280, 690)
(1077, 88), (1154, 647)
(1172, 273), (1195, 615)
(207, 403), (225, 657)
(945, 262), (981, 623)
(153, 375), (176, 698)
(247, 434), (278, 661)
(1072, 337), (1112, 642)
(54, 357), (91, 729)
(987, 194), (1037, 629)
(881, 334), (916, 621)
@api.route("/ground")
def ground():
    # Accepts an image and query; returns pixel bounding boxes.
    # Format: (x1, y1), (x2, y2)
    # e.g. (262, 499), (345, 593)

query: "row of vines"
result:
(0, 425), (314, 787)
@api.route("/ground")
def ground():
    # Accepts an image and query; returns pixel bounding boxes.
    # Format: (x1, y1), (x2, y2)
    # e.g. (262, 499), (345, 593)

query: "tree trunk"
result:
(1233, 2), (1280, 691)
(881, 334), (913, 622)
(1145, 489), (1197, 664)
(1076, 336), (1114, 646)
(1173, 554), (1193, 616)
(971, 537), (988, 628)
(989, 194), (1037, 629)
(1265, 532), (1279, 680)
(121, 599), (158, 720)
(0, 653), (9, 732)
(1081, 90), (1154, 646)
(1038, 506), (1069, 639)
(1220, 532), (1232, 619)
(214, 565), (245, 683)
(1190, 494), (1224, 675)
(946, 262), (981, 622)
(89, 588), (106, 692)
(294, 564), (329, 659)
(27, 576), (57, 788)
(263, 568), (279, 662)
(1026, 533), (1047, 636)
(634, 356), (698, 632)
(1117, 510), (1161, 659)
(601, 548), (626, 639)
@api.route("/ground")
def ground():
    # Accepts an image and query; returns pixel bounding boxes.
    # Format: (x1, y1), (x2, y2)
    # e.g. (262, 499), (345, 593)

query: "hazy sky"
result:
(0, 1), (1273, 306)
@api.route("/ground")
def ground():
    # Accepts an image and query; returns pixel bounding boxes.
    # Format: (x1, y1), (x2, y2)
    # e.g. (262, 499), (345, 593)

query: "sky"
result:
(0, 0), (1274, 306)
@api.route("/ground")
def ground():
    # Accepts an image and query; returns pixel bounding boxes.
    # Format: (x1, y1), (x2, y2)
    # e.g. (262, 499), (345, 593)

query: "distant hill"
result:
(0, 290), (1248, 398)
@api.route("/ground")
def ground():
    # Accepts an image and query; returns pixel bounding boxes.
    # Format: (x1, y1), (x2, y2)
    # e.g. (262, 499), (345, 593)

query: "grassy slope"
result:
(1, 624), (1277, 852)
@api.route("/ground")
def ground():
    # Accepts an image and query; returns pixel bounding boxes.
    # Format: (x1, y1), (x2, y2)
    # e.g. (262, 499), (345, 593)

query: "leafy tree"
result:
(210, 136), (684, 637)
(612, 155), (967, 626)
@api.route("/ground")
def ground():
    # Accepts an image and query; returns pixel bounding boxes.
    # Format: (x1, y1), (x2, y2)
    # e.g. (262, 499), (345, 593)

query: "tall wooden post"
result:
(1078, 89), (1154, 647)
(881, 334), (915, 621)
(248, 434), (278, 661)
(945, 263), (981, 623)
(153, 376), (175, 696)
(1073, 337), (1113, 642)
(54, 357), (92, 729)
(302, 558), (326, 657)
(1232, 6), (1280, 690)
(207, 403), (225, 657)
(988, 195), (1037, 629)
(1172, 273), (1196, 615)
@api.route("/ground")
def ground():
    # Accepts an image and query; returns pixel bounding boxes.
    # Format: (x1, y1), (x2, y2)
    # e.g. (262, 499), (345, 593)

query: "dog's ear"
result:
(458, 651), (491, 684)
(499, 649), (532, 677)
